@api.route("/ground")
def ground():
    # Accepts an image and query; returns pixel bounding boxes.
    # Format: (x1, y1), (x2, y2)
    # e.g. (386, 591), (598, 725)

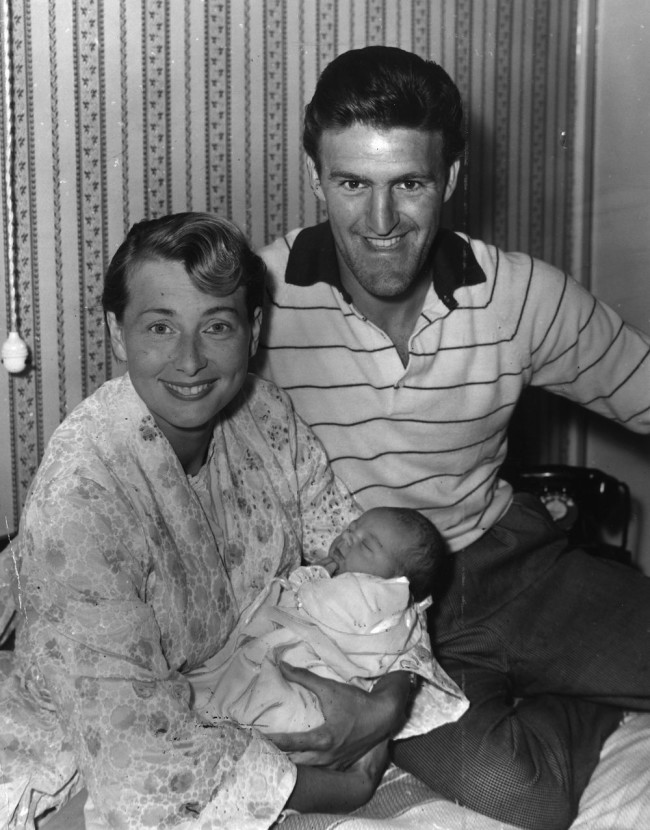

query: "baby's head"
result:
(327, 506), (446, 602)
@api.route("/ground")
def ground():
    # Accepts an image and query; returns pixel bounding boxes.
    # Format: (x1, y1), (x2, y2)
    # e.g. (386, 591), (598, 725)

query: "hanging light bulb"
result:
(1, 0), (29, 374)
(2, 330), (28, 372)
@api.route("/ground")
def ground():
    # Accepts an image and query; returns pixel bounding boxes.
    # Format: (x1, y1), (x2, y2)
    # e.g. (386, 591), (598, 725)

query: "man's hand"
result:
(286, 742), (390, 814)
(347, 739), (390, 789)
(266, 662), (410, 768)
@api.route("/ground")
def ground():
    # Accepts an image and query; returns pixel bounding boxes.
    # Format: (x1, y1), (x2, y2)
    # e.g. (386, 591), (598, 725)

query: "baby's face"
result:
(327, 508), (404, 578)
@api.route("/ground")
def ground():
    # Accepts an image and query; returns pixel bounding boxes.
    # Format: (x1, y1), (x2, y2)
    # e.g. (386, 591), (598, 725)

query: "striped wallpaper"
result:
(0, 0), (586, 534)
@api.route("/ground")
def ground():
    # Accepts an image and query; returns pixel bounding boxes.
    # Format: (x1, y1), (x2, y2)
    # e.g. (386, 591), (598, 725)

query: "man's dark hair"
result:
(386, 507), (447, 603)
(102, 212), (265, 323)
(303, 46), (466, 172)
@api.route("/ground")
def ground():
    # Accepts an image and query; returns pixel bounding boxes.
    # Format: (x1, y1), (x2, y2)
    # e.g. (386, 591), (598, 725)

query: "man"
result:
(254, 46), (650, 830)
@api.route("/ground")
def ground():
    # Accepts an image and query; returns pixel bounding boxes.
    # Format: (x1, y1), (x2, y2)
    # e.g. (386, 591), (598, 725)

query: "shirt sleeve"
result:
(17, 474), (295, 830)
(524, 258), (650, 432)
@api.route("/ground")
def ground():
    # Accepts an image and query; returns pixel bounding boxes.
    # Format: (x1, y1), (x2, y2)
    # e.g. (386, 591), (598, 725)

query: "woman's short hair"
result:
(102, 212), (265, 322)
(303, 46), (465, 172)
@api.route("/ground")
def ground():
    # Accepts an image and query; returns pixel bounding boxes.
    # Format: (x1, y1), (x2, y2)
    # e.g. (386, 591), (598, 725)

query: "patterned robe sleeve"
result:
(288, 403), (362, 563)
(16, 473), (295, 830)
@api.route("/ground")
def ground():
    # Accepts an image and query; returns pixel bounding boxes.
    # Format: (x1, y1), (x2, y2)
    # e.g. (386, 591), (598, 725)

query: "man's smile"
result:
(364, 235), (403, 250)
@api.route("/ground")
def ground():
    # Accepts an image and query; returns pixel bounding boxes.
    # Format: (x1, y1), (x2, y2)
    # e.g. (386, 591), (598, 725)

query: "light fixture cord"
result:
(2, 0), (17, 333)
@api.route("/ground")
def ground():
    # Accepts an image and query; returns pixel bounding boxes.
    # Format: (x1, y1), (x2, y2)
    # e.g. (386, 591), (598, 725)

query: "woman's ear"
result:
(106, 312), (127, 362)
(249, 307), (262, 358)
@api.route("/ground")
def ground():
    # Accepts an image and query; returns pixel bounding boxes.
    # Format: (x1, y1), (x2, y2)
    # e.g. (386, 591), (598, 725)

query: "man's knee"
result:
(465, 756), (577, 830)
(393, 718), (580, 830)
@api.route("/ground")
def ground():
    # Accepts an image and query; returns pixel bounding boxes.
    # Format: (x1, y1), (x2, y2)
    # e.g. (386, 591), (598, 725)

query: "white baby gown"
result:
(189, 566), (467, 739)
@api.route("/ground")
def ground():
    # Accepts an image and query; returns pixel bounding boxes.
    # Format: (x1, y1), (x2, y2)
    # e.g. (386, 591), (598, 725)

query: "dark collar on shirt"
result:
(284, 221), (486, 310)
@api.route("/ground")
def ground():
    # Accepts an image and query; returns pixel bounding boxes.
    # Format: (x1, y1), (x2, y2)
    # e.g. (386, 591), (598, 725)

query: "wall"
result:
(586, 0), (650, 571)
(1, 0), (581, 534)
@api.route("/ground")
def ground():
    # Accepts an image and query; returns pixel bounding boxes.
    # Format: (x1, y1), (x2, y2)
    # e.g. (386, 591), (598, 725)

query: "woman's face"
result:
(107, 257), (260, 454)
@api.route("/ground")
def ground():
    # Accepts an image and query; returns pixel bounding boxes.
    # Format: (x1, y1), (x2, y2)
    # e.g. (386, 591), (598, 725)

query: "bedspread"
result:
(41, 712), (650, 829)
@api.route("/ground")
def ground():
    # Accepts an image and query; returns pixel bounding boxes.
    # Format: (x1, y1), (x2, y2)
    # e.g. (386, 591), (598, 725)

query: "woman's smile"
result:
(162, 379), (218, 399)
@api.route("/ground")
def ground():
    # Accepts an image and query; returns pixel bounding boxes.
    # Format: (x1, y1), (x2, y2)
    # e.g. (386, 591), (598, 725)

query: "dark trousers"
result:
(392, 494), (650, 830)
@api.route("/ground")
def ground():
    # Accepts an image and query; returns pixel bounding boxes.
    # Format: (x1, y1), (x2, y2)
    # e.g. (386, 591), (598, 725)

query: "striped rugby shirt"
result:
(256, 222), (650, 551)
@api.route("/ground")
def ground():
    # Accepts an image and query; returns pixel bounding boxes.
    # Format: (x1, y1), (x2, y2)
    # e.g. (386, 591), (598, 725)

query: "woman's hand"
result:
(267, 662), (411, 768)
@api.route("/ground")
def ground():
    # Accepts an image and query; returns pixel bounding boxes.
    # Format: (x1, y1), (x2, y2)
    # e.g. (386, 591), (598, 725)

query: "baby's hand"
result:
(318, 556), (339, 576)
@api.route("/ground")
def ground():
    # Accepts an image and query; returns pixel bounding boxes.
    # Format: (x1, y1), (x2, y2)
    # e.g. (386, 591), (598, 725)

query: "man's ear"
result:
(444, 160), (461, 202)
(306, 156), (326, 203)
(249, 306), (262, 359)
(106, 312), (127, 362)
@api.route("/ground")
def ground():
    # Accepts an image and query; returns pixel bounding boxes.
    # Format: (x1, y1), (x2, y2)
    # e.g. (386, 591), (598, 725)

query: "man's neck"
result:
(340, 269), (432, 366)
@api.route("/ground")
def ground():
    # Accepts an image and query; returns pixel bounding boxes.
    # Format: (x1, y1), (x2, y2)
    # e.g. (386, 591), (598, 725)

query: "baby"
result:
(189, 507), (466, 740)
(320, 505), (446, 601)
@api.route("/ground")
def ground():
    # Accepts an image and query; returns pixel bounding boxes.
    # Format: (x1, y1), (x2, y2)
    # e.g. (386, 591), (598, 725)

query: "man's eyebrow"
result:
(328, 168), (436, 183)
(140, 305), (240, 317)
(328, 168), (369, 181)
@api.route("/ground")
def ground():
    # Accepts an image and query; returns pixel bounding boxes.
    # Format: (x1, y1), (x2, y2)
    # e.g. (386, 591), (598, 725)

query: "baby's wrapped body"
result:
(189, 565), (468, 739)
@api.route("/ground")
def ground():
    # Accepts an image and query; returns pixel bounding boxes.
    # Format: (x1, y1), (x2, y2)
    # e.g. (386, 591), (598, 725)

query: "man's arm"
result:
(515, 254), (650, 432)
(287, 742), (389, 813)
(268, 663), (411, 768)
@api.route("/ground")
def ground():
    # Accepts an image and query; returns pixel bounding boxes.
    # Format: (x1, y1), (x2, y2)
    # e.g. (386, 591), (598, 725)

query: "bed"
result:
(282, 714), (650, 830)
(41, 711), (650, 830)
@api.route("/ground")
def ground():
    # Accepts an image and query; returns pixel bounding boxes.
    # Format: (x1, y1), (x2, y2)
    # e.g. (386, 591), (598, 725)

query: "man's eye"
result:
(342, 180), (364, 191)
(150, 323), (171, 334)
(400, 180), (421, 191)
(207, 322), (231, 334)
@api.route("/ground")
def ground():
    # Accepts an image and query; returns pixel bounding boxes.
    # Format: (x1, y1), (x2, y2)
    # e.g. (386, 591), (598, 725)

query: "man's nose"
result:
(367, 188), (399, 235)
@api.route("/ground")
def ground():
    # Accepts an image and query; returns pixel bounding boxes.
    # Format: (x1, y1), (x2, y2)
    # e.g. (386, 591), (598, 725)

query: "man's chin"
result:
(351, 263), (425, 298)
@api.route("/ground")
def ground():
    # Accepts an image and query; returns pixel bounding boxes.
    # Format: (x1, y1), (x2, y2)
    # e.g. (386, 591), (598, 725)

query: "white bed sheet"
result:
(41, 713), (650, 830)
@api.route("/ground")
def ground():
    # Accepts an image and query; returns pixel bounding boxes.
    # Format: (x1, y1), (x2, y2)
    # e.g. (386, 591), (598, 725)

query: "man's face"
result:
(308, 124), (459, 302)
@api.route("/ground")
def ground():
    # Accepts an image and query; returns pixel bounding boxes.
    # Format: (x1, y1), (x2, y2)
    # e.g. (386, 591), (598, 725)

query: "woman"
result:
(0, 213), (415, 829)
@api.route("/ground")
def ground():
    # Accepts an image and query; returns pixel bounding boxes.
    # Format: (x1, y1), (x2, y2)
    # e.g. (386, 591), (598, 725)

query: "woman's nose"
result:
(367, 188), (399, 235)
(174, 334), (207, 374)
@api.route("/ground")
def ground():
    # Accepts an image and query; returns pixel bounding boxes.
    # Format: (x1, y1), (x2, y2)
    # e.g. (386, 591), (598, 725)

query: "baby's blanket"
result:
(189, 566), (467, 739)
